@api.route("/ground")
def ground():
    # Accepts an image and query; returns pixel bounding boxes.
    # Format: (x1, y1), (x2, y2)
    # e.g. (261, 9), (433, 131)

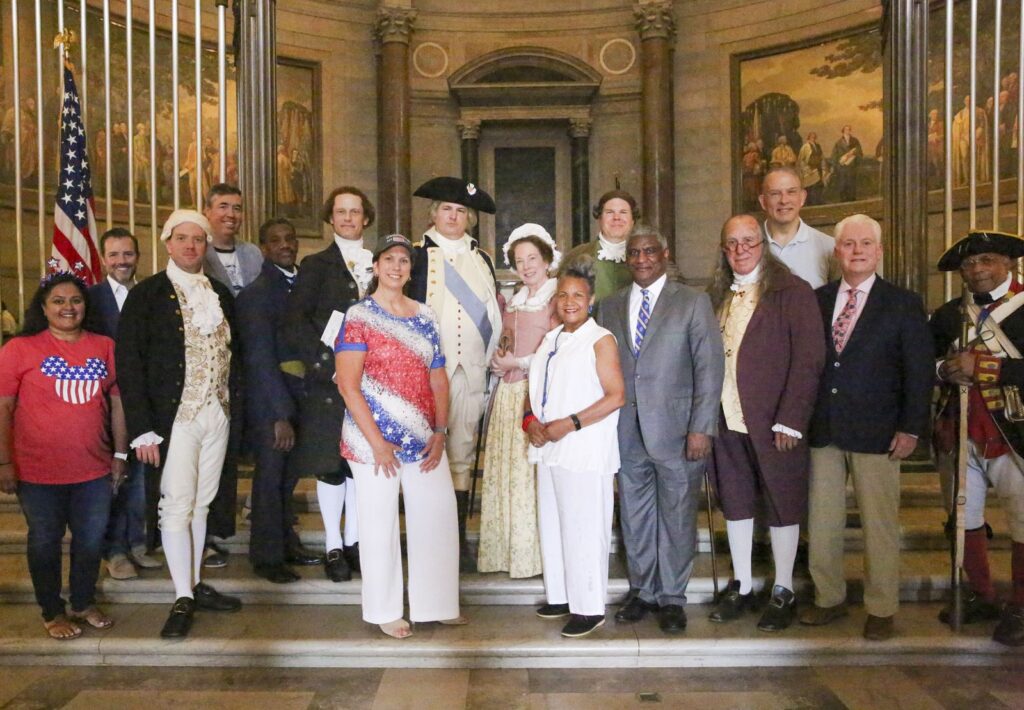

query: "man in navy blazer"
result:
(802, 214), (933, 641)
(235, 218), (321, 583)
(86, 228), (165, 581)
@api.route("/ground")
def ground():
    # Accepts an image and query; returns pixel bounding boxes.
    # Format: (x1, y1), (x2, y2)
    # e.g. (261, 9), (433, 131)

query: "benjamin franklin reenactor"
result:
(932, 230), (1024, 647)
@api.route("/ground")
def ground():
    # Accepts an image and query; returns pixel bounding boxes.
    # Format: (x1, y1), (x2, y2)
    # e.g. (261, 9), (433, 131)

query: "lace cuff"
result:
(130, 431), (164, 449)
(771, 423), (802, 440)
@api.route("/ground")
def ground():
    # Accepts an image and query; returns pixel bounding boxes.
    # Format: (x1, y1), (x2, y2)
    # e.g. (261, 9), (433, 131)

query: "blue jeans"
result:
(103, 457), (147, 558)
(18, 476), (113, 621)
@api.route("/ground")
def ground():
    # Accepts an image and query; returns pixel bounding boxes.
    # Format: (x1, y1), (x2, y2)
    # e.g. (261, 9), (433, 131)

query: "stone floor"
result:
(2, 664), (1024, 708)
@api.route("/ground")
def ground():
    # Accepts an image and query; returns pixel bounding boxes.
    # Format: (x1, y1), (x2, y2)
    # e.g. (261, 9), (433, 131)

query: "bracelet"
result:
(432, 426), (448, 436)
(522, 409), (533, 422)
(522, 414), (539, 432)
(570, 413), (582, 431)
(113, 452), (129, 461)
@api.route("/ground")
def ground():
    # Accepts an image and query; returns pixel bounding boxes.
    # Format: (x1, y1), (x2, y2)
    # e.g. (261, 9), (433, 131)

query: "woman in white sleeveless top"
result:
(523, 260), (625, 638)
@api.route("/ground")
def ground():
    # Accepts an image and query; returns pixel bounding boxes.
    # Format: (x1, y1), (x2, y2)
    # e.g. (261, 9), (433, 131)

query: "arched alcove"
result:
(448, 46), (602, 107)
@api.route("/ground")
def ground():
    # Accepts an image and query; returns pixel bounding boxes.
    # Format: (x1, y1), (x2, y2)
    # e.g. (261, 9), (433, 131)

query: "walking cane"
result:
(949, 284), (972, 631)
(468, 410), (486, 518)
(704, 470), (720, 603)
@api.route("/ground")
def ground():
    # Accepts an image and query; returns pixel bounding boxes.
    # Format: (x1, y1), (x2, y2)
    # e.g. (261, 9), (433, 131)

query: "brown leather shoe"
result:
(863, 614), (894, 641)
(798, 602), (848, 626)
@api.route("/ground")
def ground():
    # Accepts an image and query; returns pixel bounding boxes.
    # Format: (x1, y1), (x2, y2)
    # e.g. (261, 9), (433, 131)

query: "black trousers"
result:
(248, 421), (301, 567)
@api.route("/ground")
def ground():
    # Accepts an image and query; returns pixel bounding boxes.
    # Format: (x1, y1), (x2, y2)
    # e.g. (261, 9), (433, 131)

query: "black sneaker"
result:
(192, 582), (242, 612)
(938, 591), (1002, 625)
(202, 542), (229, 569)
(561, 614), (605, 638)
(757, 585), (796, 632)
(536, 603), (571, 619)
(993, 604), (1024, 646)
(708, 580), (755, 623)
(160, 597), (195, 639)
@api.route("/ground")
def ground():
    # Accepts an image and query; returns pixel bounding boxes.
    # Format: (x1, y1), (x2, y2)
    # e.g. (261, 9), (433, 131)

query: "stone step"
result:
(0, 549), (1006, 607)
(0, 601), (1018, 669)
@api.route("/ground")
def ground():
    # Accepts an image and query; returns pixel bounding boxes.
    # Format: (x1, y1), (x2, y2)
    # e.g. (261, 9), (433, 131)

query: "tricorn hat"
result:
(413, 176), (496, 214)
(937, 230), (1024, 271)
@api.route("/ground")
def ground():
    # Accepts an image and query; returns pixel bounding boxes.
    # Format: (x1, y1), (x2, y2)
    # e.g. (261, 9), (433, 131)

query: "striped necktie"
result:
(634, 288), (650, 356)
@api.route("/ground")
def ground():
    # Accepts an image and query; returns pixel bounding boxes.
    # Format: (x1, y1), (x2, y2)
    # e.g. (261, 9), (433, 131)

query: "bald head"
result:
(721, 214), (761, 243)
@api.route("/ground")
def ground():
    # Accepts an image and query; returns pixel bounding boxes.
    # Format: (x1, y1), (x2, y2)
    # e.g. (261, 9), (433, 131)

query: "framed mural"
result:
(731, 25), (884, 216)
(275, 58), (321, 236)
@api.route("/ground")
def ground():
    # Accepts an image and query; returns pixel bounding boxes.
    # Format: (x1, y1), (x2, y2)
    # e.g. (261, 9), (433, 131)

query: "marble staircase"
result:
(0, 464), (1022, 668)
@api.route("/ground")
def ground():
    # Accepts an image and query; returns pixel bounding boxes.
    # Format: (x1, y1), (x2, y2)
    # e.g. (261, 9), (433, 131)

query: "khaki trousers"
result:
(808, 445), (901, 618)
(446, 365), (486, 492)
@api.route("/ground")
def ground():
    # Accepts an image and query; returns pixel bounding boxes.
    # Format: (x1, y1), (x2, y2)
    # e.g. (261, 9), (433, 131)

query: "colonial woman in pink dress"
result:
(476, 224), (561, 577)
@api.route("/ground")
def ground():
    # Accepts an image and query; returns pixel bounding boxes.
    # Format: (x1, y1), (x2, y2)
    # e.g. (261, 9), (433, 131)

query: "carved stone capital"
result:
(457, 119), (481, 141)
(375, 6), (417, 44)
(568, 118), (592, 139)
(633, 1), (675, 41)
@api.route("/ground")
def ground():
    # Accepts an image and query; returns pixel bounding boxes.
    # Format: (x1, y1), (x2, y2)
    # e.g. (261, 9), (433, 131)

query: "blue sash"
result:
(443, 258), (493, 349)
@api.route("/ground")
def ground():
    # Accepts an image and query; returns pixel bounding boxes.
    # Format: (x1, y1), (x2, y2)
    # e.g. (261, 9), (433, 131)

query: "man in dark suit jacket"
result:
(283, 187), (374, 582)
(117, 210), (242, 639)
(86, 228), (165, 581)
(597, 227), (724, 634)
(801, 214), (933, 642)
(236, 218), (321, 583)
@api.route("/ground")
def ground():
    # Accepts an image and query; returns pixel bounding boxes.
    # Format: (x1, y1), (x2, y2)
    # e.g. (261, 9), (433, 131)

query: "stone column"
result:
(883, 0), (928, 295)
(634, 0), (676, 253)
(569, 118), (592, 247)
(375, 5), (417, 237)
(458, 119), (481, 239)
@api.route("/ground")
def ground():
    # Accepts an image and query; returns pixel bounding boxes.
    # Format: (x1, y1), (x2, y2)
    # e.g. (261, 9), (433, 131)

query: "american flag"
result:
(40, 355), (107, 405)
(50, 65), (102, 285)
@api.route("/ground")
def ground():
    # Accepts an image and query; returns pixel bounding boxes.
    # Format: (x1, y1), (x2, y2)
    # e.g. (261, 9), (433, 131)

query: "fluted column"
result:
(458, 119), (481, 239)
(569, 118), (592, 247)
(375, 5), (417, 237)
(634, 1), (676, 253)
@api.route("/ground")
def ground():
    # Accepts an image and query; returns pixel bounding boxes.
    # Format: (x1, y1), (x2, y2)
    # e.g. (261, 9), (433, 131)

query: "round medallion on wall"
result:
(599, 38), (636, 76)
(413, 42), (449, 79)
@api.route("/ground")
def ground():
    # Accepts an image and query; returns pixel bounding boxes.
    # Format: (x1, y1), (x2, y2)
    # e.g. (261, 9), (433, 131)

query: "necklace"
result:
(540, 330), (566, 419)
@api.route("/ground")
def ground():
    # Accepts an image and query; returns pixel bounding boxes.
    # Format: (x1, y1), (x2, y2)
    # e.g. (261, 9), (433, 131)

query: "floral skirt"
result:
(476, 379), (542, 578)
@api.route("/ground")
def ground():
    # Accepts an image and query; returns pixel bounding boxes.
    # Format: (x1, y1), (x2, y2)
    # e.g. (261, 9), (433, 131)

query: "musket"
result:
(950, 283), (972, 631)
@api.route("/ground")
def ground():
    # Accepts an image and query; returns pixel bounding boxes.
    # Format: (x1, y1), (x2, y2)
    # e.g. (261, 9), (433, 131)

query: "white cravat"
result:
(334, 235), (373, 294)
(596, 233), (626, 262)
(427, 227), (470, 255)
(166, 260), (224, 336)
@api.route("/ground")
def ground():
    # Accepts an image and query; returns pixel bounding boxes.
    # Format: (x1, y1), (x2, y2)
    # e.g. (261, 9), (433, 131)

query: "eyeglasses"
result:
(723, 238), (764, 253)
(626, 246), (663, 258)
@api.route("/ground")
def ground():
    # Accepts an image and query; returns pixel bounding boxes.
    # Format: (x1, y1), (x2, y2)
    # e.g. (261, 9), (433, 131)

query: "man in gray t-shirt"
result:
(759, 166), (835, 289)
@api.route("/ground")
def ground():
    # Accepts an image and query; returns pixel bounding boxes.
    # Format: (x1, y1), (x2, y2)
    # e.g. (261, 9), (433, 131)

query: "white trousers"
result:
(447, 365), (486, 491)
(349, 452), (460, 624)
(158, 402), (229, 533)
(963, 442), (1024, 542)
(537, 463), (614, 616)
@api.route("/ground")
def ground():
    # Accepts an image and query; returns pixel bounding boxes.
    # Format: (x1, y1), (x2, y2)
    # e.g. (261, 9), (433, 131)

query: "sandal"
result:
(68, 606), (114, 630)
(43, 615), (83, 641)
(379, 618), (413, 639)
(438, 615), (468, 626)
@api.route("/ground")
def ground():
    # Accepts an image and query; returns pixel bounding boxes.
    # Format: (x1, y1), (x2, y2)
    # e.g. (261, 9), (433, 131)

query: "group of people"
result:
(4, 164), (1024, 648)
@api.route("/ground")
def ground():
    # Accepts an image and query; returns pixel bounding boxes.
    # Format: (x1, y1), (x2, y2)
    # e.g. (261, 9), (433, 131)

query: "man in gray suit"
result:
(202, 183), (263, 296)
(597, 226), (725, 633)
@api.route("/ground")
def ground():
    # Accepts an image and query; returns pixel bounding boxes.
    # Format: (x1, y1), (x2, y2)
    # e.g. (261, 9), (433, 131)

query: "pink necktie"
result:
(832, 288), (859, 354)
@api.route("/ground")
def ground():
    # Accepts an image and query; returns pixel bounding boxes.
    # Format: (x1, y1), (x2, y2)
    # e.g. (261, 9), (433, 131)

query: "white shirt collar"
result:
(630, 273), (668, 300)
(275, 264), (297, 279)
(106, 274), (133, 294)
(985, 274), (1015, 302)
(839, 273), (877, 297)
(764, 218), (808, 246)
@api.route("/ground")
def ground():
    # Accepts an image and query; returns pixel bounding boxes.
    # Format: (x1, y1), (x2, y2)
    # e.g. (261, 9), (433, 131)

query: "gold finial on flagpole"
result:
(53, 29), (77, 69)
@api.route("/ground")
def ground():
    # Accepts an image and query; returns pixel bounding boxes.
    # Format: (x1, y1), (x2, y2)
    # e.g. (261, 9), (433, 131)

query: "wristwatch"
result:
(113, 452), (129, 461)
(432, 426), (449, 436)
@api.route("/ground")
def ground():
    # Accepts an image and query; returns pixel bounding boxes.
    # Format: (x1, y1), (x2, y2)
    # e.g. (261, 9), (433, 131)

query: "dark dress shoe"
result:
(253, 564), (301, 584)
(799, 602), (849, 626)
(561, 614), (605, 638)
(285, 548), (323, 566)
(757, 585), (796, 632)
(993, 604), (1024, 646)
(343, 543), (361, 573)
(192, 582), (242, 612)
(536, 603), (571, 619)
(160, 597), (195, 638)
(863, 614), (894, 641)
(202, 542), (229, 569)
(615, 596), (658, 623)
(709, 580), (755, 623)
(938, 591), (1002, 625)
(658, 604), (687, 634)
(325, 548), (352, 582)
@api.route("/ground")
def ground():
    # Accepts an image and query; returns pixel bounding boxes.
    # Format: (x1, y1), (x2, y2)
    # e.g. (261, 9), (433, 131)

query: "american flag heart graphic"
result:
(40, 356), (107, 405)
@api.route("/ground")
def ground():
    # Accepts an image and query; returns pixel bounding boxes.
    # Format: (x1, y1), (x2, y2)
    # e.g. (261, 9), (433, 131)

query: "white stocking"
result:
(317, 480), (345, 552)
(726, 518), (755, 594)
(191, 513), (207, 586)
(770, 524), (800, 592)
(343, 476), (359, 546)
(163, 529), (195, 599)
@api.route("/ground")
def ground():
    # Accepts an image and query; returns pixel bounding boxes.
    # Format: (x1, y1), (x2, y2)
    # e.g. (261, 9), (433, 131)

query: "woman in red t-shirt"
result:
(0, 273), (128, 640)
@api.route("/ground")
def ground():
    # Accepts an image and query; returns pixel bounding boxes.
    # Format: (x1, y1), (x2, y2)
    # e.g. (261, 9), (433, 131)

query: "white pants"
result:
(447, 365), (486, 491)
(963, 442), (1024, 542)
(349, 452), (460, 624)
(158, 402), (230, 533)
(537, 463), (614, 616)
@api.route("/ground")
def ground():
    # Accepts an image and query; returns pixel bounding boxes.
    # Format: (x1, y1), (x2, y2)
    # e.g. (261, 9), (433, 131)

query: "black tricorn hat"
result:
(413, 176), (496, 214)
(937, 230), (1024, 271)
